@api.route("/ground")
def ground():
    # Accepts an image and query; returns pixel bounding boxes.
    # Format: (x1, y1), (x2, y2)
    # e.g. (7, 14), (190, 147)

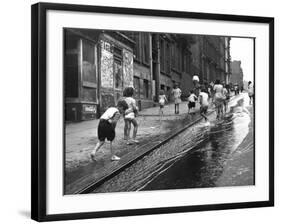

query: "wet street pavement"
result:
(91, 93), (254, 193)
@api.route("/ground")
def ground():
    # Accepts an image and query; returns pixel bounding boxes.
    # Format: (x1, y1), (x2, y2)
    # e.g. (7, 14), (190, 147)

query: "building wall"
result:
(64, 29), (99, 121)
(64, 29), (232, 121)
(99, 34), (135, 115)
(230, 60), (244, 87)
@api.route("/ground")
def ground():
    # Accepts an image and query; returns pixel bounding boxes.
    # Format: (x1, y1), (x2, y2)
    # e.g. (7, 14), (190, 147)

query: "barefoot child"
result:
(123, 87), (139, 145)
(199, 88), (209, 123)
(159, 90), (168, 120)
(90, 100), (128, 161)
(187, 90), (197, 114)
(172, 84), (182, 114)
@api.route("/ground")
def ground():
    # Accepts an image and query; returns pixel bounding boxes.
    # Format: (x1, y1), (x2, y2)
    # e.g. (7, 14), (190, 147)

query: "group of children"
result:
(90, 87), (139, 162)
(187, 89), (210, 122)
(159, 86), (210, 123)
(90, 80), (236, 162)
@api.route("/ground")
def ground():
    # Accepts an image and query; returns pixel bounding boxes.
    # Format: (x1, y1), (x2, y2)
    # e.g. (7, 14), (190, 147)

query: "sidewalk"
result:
(65, 101), (197, 169)
(65, 100), (206, 193)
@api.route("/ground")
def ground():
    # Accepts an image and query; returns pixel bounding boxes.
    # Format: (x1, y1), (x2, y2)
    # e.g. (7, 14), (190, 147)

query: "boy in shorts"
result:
(90, 99), (128, 161)
(187, 90), (197, 114)
(199, 89), (209, 123)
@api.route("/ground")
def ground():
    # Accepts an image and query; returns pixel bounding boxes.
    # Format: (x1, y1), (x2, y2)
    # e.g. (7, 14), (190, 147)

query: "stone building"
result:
(230, 60), (244, 88)
(64, 28), (231, 121)
(189, 35), (231, 85)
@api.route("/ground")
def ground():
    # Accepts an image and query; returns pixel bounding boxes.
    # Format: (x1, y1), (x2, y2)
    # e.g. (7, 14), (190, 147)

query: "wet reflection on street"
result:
(92, 95), (253, 193)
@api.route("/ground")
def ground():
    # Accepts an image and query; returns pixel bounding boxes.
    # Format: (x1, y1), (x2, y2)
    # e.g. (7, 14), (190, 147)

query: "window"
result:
(182, 52), (186, 72)
(81, 39), (97, 102)
(160, 38), (165, 72)
(82, 39), (97, 84)
(114, 60), (122, 89)
(65, 31), (79, 98)
(142, 33), (150, 64)
(171, 43), (176, 69)
(133, 76), (140, 98)
(143, 79), (149, 98)
(130, 32), (141, 61)
(165, 43), (171, 73)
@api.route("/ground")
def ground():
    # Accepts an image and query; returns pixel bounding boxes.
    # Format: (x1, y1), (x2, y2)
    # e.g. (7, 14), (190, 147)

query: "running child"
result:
(199, 88), (209, 123)
(90, 99), (129, 161)
(123, 87), (139, 145)
(187, 90), (197, 114)
(159, 90), (168, 120)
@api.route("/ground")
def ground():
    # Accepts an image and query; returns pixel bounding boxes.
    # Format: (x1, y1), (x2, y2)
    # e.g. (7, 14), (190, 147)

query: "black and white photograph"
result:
(30, 2), (274, 222)
(64, 29), (255, 195)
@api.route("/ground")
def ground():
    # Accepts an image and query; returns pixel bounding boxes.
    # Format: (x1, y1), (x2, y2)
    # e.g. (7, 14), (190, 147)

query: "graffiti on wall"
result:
(101, 49), (114, 88)
(123, 49), (134, 88)
(101, 93), (115, 111)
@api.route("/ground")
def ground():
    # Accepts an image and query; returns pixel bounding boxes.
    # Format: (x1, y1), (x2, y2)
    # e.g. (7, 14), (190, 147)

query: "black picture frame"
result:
(31, 2), (274, 222)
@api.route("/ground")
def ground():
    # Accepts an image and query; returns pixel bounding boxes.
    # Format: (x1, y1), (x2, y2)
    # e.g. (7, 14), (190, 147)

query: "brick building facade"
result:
(64, 29), (231, 121)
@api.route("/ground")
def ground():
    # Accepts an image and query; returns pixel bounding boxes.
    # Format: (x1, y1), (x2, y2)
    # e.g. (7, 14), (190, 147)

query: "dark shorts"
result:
(200, 105), (208, 114)
(160, 104), (164, 109)
(98, 119), (115, 142)
(188, 102), (196, 109)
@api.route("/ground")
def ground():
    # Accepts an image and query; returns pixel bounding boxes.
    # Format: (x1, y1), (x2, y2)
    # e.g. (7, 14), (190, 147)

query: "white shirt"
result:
(172, 88), (182, 99)
(188, 93), (197, 102)
(213, 84), (224, 99)
(213, 84), (223, 93)
(199, 92), (209, 106)
(100, 107), (120, 120)
(159, 95), (167, 105)
(124, 97), (137, 119)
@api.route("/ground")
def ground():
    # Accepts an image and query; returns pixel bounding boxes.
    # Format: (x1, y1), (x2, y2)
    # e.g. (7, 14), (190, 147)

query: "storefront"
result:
(64, 29), (135, 121)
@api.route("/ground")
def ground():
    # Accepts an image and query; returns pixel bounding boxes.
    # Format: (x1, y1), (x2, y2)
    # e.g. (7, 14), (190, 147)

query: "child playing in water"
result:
(187, 90), (197, 114)
(199, 88), (209, 123)
(90, 99), (129, 161)
(159, 90), (168, 120)
(123, 87), (139, 145)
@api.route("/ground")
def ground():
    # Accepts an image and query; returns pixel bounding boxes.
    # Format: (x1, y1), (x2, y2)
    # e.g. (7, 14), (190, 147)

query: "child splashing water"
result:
(90, 100), (129, 161)
(123, 87), (139, 145)
(199, 88), (210, 124)
(187, 90), (197, 115)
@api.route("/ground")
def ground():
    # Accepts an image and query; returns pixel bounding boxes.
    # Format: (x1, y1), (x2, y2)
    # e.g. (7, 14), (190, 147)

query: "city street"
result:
(64, 91), (254, 194)
(91, 93), (253, 193)
(65, 99), (208, 193)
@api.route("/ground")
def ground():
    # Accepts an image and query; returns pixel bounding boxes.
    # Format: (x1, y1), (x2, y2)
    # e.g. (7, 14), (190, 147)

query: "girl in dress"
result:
(159, 90), (168, 120)
(172, 84), (182, 114)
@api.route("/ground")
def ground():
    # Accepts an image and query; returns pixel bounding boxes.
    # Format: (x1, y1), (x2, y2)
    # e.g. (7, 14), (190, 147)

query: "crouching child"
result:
(90, 100), (128, 161)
